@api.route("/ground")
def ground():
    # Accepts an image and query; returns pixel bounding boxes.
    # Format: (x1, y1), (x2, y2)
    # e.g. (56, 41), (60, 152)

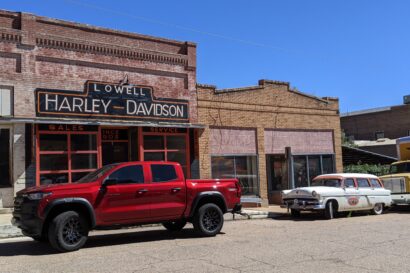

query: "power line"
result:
(63, 0), (291, 53)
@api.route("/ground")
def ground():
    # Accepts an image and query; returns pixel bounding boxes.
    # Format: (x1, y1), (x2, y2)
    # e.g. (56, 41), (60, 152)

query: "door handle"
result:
(171, 187), (181, 193)
(137, 189), (148, 194)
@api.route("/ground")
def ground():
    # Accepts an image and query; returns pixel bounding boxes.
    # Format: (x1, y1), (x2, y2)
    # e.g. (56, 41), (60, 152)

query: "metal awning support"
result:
(0, 117), (206, 129)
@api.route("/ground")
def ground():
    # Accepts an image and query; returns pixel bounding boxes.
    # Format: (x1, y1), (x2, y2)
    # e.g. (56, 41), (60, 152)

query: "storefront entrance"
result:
(0, 127), (11, 187)
(101, 128), (129, 166)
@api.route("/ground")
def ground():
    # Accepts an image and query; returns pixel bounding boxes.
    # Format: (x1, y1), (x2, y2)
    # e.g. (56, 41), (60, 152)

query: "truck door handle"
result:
(137, 189), (148, 194)
(171, 187), (181, 193)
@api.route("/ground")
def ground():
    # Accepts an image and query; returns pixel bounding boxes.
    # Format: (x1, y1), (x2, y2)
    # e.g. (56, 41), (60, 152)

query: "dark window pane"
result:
(109, 165), (144, 184)
(211, 156), (235, 179)
(151, 164), (178, 182)
(308, 156), (321, 184)
(0, 129), (10, 186)
(293, 156), (308, 188)
(72, 172), (91, 182)
(235, 156), (258, 195)
(40, 173), (68, 185)
(167, 152), (186, 165)
(40, 154), (68, 171)
(71, 154), (97, 170)
(167, 135), (186, 150)
(102, 142), (129, 165)
(144, 152), (165, 161)
(144, 135), (164, 150)
(370, 179), (382, 188)
(40, 134), (67, 151)
(344, 178), (355, 188)
(322, 155), (334, 174)
(357, 178), (370, 187)
(71, 134), (96, 151)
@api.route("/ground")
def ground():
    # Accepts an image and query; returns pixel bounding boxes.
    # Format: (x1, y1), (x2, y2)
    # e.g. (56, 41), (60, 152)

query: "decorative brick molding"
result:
(0, 29), (21, 44)
(35, 35), (188, 67)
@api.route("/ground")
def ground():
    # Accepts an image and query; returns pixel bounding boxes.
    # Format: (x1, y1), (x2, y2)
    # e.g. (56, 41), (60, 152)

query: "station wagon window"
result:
(357, 178), (370, 187)
(108, 165), (144, 184)
(311, 179), (341, 187)
(370, 179), (382, 188)
(151, 164), (178, 182)
(344, 178), (355, 188)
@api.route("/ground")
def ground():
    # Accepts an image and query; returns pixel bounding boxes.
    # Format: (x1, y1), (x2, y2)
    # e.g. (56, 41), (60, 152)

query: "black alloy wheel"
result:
(193, 203), (224, 237)
(48, 211), (89, 252)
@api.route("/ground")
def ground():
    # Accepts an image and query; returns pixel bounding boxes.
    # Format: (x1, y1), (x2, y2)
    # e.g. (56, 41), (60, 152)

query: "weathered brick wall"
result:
(0, 10), (197, 196)
(0, 10), (197, 122)
(341, 105), (410, 140)
(197, 80), (342, 204)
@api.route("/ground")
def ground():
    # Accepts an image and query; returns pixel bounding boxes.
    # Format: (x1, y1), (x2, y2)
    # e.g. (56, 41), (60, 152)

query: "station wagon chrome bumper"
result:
(281, 199), (325, 210)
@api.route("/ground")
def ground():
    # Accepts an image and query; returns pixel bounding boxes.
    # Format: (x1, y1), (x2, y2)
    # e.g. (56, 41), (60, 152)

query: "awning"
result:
(0, 117), (206, 129)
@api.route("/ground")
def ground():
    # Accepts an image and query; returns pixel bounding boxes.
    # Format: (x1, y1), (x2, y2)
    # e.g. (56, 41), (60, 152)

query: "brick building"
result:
(197, 81), (342, 205)
(341, 100), (410, 141)
(0, 10), (342, 207)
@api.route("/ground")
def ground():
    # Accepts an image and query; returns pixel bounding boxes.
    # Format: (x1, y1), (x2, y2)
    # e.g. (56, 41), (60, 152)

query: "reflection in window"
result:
(292, 154), (335, 188)
(211, 156), (258, 196)
(294, 156), (308, 188)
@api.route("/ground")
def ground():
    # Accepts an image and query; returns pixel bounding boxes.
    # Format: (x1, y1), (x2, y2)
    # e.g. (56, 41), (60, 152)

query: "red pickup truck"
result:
(12, 161), (242, 252)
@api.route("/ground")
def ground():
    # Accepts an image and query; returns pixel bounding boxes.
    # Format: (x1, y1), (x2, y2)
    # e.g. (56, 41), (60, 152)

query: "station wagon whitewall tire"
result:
(371, 203), (384, 215)
(324, 201), (337, 220)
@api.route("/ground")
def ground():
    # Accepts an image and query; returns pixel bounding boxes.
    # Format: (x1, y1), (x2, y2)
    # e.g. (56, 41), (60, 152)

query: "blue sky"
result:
(3, 0), (410, 113)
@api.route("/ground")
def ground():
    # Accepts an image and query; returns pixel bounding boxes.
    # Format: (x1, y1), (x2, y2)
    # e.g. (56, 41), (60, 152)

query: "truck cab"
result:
(380, 137), (410, 205)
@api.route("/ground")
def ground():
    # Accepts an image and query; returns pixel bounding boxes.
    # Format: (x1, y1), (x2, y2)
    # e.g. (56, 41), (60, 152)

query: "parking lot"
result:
(1, 209), (410, 273)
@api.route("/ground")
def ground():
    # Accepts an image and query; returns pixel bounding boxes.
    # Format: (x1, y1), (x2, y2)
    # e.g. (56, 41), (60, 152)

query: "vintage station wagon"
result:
(281, 173), (392, 219)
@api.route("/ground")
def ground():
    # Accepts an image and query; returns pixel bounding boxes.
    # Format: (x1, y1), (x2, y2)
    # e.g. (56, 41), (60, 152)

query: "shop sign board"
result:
(36, 81), (189, 123)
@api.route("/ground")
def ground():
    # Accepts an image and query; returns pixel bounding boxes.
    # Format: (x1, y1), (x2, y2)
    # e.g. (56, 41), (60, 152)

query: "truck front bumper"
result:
(12, 196), (43, 237)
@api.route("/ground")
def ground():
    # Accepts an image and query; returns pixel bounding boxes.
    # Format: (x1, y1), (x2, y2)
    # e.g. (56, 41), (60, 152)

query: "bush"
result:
(343, 164), (390, 176)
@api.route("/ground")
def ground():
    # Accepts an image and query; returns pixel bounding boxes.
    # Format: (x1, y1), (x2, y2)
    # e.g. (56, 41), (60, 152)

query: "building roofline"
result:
(341, 106), (392, 117)
(197, 79), (338, 104)
(2, 9), (196, 47)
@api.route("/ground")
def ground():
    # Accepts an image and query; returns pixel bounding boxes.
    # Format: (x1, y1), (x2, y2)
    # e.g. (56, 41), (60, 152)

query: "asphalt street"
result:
(1, 211), (410, 273)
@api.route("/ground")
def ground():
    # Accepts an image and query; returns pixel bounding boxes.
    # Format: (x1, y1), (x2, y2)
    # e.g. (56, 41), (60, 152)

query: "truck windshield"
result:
(311, 179), (341, 187)
(76, 164), (117, 183)
(389, 163), (410, 174)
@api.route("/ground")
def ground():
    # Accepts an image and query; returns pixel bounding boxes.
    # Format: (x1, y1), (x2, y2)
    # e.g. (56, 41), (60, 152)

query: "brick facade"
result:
(197, 80), (342, 205)
(0, 10), (342, 208)
(341, 104), (410, 141)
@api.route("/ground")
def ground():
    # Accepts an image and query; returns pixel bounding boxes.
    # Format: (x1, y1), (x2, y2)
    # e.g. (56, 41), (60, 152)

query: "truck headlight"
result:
(26, 192), (52, 200)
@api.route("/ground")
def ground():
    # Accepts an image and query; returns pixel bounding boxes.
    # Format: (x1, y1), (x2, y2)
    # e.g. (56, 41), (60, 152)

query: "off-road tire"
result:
(162, 220), (187, 231)
(290, 209), (301, 218)
(48, 211), (89, 252)
(324, 201), (337, 220)
(371, 203), (384, 215)
(193, 203), (224, 237)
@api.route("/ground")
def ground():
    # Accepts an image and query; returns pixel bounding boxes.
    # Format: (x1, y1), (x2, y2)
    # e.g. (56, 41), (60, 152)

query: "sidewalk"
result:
(0, 206), (288, 239)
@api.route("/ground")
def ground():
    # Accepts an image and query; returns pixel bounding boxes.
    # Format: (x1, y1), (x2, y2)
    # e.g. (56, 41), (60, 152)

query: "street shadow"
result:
(0, 228), (220, 257)
(271, 211), (371, 222)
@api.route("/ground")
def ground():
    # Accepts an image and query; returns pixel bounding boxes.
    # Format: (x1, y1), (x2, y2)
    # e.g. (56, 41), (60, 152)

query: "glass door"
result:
(101, 128), (129, 166)
(0, 128), (11, 187)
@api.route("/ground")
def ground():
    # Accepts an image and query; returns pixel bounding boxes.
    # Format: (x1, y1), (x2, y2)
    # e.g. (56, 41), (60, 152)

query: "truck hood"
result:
(18, 182), (98, 194)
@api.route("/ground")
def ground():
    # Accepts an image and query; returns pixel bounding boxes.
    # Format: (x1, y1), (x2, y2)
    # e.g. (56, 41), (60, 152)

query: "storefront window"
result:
(37, 126), (100, 185)
(293, 156), (308, 188)
(267, 155), (287, 191)
(142, 130), (189, 178)
(292, 154), (335, 188)
(211, 155), (258, 196)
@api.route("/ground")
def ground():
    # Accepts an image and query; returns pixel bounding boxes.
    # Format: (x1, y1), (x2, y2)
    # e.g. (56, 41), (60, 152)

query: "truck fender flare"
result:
(189, 191), (227, 218)
(43, 198), (96, 228)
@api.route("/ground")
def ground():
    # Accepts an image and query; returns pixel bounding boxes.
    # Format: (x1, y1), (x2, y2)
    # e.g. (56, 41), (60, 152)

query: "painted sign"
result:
(38, 124), (98, 132)
(347, 197), (359, 206)
(36, 81), (189, 122)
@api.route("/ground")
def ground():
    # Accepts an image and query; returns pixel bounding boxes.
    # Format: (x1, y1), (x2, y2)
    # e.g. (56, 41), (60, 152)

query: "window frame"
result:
(210, 154), (259, 197)
(150, 164), (179, 183)
(291, 153), (336, 188)
(369, 178), (382, 188)
(357, 178), (371, 188)
(343, 178), (356, 188)
(108, 164), (145, 184)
